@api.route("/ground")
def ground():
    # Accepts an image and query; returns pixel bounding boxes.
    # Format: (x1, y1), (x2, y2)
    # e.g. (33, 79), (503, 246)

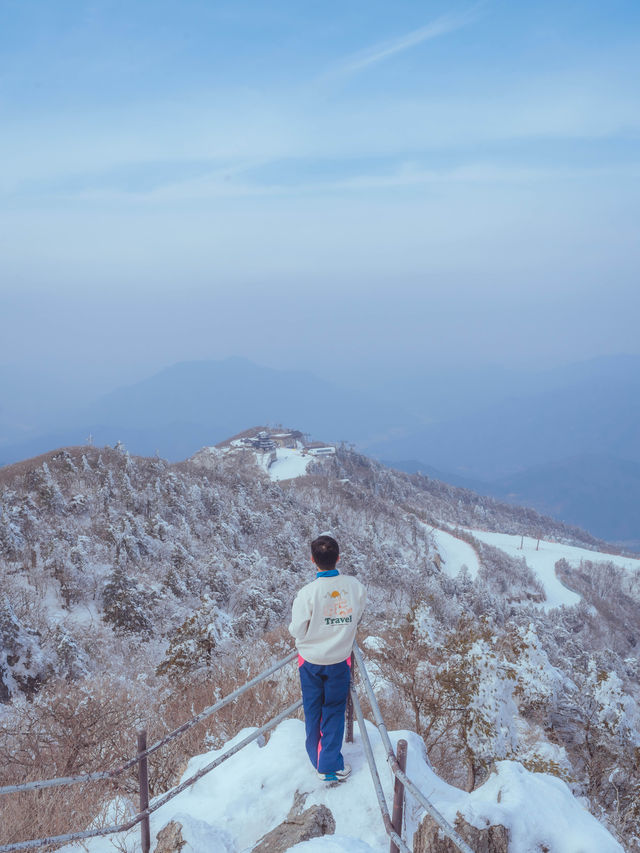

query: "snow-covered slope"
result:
(194, 436), (334, 482)
(263, 447), (314, 482)
(467, 530), (640, 610)
(2, 441), (639, 850)
(431, 525), (640, 610)
(63, 718), (623, 853)
(430, 527), (481, 580)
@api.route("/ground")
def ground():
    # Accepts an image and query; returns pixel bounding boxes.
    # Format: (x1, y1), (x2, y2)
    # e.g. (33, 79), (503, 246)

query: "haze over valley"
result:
(1, 354), (639, 547)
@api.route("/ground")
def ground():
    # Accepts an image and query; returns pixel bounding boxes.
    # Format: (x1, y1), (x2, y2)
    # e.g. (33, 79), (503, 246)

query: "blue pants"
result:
(298, 657), (351, 773)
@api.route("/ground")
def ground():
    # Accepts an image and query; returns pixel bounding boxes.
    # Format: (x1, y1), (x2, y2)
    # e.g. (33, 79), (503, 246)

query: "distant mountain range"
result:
(497, 454), (640, 545)
(387, 454), (640, 548)
(369, 354), (640, 547)
(366, 354), (640, 477)
(0, 357), (418, 465)
(1, 354), (638, 546)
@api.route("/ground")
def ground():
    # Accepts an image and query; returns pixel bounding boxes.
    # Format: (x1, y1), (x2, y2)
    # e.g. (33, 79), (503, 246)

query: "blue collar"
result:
(316, 569), (339, 578)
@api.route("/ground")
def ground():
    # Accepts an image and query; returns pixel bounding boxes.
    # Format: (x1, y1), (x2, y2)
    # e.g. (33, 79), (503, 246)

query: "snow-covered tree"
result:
(0, 596), (49, 701)
(157, 595), (229, 676)
(102, 565), (152, 635)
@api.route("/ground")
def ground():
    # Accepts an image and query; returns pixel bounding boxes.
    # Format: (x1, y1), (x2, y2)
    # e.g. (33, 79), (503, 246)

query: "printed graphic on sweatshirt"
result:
(321, 587), (353, 626)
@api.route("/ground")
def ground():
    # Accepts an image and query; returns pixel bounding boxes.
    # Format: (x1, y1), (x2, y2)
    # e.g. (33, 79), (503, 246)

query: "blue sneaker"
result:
(317, 764), (351, 782)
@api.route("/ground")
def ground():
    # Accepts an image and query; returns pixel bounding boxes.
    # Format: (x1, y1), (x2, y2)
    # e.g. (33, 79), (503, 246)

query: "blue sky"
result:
(1, 0), (639, 388)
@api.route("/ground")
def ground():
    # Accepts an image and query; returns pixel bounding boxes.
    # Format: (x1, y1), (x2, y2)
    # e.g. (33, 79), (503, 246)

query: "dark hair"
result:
(311, 535), (340, 570)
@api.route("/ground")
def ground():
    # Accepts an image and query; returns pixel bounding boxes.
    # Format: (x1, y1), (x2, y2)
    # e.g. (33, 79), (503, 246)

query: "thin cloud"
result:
(326, 7), (482, 79)
(56, 161), (640, 206)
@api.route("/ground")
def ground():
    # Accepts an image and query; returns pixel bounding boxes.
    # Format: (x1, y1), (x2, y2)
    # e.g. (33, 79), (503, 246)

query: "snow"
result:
(465, 761), (624, 853)
(429, 527), (481, 580)
(194, 438), (333, 481)
(466, 530), (640, 610)
(430, 525), (640, 610)
(266, 448), (313, 482)
(514, 717), (573, 776)
(289, 838), (377, 852)
(63, 718), (623, 853)
(361, 635), (387, 654)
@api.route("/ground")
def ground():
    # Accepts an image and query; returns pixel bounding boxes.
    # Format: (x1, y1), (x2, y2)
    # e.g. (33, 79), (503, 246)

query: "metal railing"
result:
(0, 651), (299, 852)
(1, 645), (474, 853)
(349, 680), (411, 853)
(352, 644), (474, 853)
(0, 650), (297, 798)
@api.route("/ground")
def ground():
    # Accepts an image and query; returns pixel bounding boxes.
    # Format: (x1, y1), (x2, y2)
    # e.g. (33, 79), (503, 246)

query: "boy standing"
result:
(289, 535), (366, 782)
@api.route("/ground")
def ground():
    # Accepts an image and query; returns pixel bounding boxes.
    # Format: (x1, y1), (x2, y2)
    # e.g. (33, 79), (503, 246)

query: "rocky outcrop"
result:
(154, 820), (187, 853)
(252, 795), (336, 853)
(413, 812), (509, 853)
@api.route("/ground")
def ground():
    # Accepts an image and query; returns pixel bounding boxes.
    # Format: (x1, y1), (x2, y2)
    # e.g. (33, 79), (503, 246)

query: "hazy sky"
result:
(1, 0), (639, 391)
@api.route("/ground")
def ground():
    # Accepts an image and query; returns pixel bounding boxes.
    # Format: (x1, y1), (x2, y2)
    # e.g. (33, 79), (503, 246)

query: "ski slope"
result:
(63, 718), (623, 853)
(468, 530), (640, 610)
(199, 442), (324, 482)
(429, 527), (481, 580)
(266, 447), (313, 481)
(429, 526), (640, 610)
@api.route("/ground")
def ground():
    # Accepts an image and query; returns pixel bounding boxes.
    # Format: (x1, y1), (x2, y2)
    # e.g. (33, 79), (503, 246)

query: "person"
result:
(288, 535), (367, 782)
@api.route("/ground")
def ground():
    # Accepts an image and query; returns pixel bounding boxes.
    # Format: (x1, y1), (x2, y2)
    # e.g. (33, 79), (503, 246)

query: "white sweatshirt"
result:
(288, 572), (366, 665)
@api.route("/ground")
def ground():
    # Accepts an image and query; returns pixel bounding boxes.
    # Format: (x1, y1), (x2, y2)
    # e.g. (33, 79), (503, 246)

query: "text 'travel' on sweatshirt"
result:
(288, 572), (366, 665)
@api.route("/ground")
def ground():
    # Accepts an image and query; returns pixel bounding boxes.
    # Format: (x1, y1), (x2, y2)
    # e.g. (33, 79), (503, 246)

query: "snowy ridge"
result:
(64, 718), (623, 853)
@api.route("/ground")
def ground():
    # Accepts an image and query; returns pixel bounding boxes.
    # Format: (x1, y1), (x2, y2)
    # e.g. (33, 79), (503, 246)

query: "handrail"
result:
(0, 699), (303, 853)
(349, 683), (411, 853)
(0, 650), (297, 797)
(352, 644), (474, 853)
(0, 650), (299, 852)
(2, 644), (475, 853)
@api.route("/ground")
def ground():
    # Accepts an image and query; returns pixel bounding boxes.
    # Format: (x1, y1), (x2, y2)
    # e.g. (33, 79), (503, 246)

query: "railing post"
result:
(346, 654), (356, 744)
(137, 730), (151, 853)
(390, 739), (407, 853)
(345, 691), (354, 743)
